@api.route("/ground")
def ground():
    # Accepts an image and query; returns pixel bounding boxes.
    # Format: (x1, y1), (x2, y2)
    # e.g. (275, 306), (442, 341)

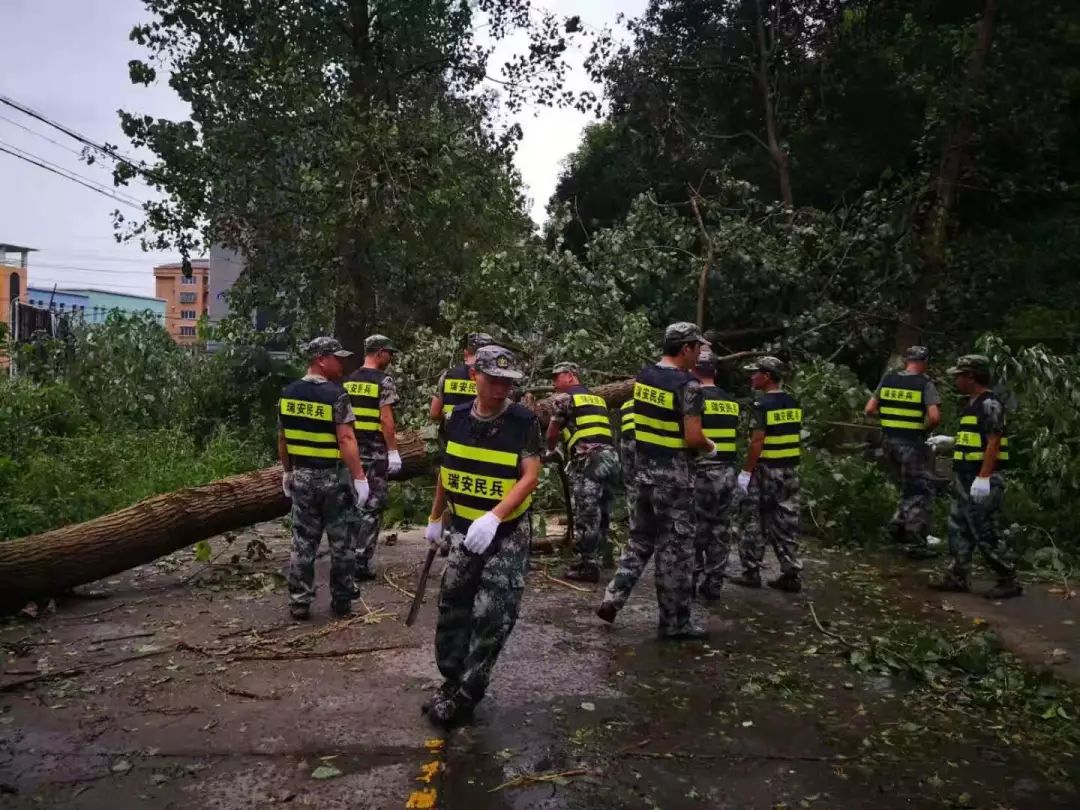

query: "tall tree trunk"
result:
(688, 191), (713, 328)
(754, 0), (795, 211)
(894, 0), (997, 354)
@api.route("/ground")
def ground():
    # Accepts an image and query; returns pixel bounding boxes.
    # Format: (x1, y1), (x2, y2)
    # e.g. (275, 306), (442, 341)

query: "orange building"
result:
(154, 259), (210, 345)
(1, 243), (32, 333)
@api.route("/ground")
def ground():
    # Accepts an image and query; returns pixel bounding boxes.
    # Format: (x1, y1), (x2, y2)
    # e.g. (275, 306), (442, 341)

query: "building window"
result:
(179, 292), (197, 303)
(181, 274), (198, 285)
(179, 326), (197, 336)
(180, 309), (197, 320)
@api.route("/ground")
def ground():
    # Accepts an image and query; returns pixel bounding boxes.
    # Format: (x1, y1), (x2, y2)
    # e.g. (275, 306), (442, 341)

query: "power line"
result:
(0, 145), (144, 210)
(0, 139), (147, 206)
(0, 112), (86, 158)
(0, 93), (160, 183)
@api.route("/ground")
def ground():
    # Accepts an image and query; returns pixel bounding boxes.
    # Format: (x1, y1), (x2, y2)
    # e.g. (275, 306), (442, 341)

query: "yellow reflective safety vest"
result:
(759, 390), (802, 467)
(877, 372), (929, 439)
(278, 379), (345, 469)
(701, 385), (739, 464)
(633, 363), (695, 457)
(953, 391), (1009, 474)
(441, 402), (536, 537)
(344, 367), (384, 442)
(560, 385), (614, 453)
(440, 363), (477, 418)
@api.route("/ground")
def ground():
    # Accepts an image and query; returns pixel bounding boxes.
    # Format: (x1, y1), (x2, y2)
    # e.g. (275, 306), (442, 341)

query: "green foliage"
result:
(1, 315), (277, 540)
(0, 427), (267, 539)
(802, 451), (896, 546)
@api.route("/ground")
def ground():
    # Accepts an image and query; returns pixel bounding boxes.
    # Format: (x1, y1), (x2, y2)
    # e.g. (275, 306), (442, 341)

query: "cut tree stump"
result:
(0, 380), (635, 612)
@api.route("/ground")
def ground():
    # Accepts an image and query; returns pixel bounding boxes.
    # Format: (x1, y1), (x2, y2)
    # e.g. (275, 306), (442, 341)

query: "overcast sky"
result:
(0, 0), (645, 298)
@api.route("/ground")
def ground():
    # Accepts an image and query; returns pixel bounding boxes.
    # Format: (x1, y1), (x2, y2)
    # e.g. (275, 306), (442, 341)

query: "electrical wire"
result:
(0, 144), (144, 210)
(0, 139), (147, 206)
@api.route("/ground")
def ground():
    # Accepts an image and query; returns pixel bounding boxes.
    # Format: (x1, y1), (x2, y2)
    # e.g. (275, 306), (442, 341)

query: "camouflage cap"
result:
(743, 355), (785, 376)
(304, 336), (353, 359)
(664, 321), (708, 346)
(695, 345), (717, 370)
(552, 361), (580, 377)
(364, 334), (398, 353)
(466, 332), (495, 351)
(473, 345), (524, 380)
(947, 354), (991, 376)
(903, 345), (930, 362)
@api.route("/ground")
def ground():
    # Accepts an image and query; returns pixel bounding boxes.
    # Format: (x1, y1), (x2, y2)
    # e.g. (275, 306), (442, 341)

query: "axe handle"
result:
(405, 546), (438, 627)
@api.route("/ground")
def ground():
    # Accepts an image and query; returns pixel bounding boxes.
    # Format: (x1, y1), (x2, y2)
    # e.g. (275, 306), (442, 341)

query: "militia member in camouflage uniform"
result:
(345, 335), (401, 580)
(546, 362), (621, 583)
(428, 332), (496, 429)
(930, 355), (1022, 599)
(865, 346), (941, 555)
(596, 323), (715, 640)
(421, 346), (543, 726)
(691, 346), (741, 599)
(733, 356), (804, 593)
(278, 338), (370, 620)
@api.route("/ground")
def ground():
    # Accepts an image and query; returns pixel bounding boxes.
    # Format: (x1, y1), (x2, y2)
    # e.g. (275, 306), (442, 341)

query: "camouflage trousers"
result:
(435, 520), (530, 704)
(620, 438), (637, 517)
(603, 477), (697, 635)
(882, 438), (933, 542)
(288, 467), (357, 607)
(694, 464), (739, 592)
(738, 465), (802, 576)
(351, 455), (388, 573)
(569, 446), (619, 564)
(948, 473), (1014, 580)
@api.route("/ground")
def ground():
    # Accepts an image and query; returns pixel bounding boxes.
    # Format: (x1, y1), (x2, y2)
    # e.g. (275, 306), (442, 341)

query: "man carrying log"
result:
(420, 345), (543, 726)
(546, 361), (620, 583)
(595, 322), (715, 641)
(345, 334), (401, 581)
(279, 338), (370, 620)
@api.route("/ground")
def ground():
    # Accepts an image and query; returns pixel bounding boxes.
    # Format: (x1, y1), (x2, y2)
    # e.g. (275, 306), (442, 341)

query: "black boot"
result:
(289, 604), (311, 621)
(355, 563), (377, 582)
(929, 572), (970, 593)
(563, 560), (600, 583)
(983, 579), (1023, 600)
(331, 599), (352, 617)
(767, 572), (802, 593)
(659, 623), (710, 641)
(731, 570), (762, 589)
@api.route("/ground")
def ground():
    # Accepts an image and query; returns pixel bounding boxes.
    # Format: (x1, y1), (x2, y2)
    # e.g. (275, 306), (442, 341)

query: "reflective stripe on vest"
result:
(701, 389), (739, 458)
(441, 407), (535, 533)
(760, 393), (802, 466)
(441, 365), (477, 417)
(952, 413), (1010, 466)
(560, 390), (613, 451)
(620, 399), (635, 437)
(633, 382), (686, 449)
(279, 388), (342, 467)
(344, 371), (382, 433)
(878, 374), (929, 436)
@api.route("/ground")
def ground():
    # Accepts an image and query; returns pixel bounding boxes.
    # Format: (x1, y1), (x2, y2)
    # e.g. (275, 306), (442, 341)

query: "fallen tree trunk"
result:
(0, 380), (637, 612)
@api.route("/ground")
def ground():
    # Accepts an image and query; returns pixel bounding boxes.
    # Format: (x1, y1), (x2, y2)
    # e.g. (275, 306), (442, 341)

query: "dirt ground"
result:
(1, 521), (1078, 809)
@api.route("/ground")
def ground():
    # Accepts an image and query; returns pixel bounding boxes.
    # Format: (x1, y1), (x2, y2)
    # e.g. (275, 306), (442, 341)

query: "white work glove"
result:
(353, 479), (370, 509)
(926, 435), (955, 451)
(281, 471), (294, 498)
(463, 511), (500, 555)
(702, 440), (717, 457)
(424, 519), (443, 548)
(387, 450), (402, 476)
(970, 476), (991, 503)
(737, 470), (752, 494)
